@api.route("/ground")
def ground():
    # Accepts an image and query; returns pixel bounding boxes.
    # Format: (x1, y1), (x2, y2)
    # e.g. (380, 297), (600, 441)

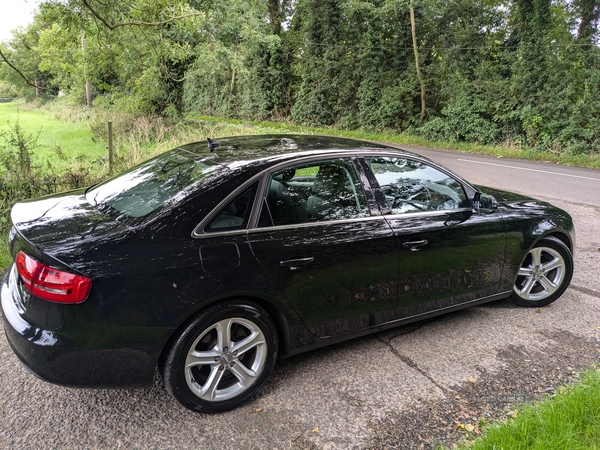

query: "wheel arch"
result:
(518, 219), (574, 255)
(544, 230), (574, 253)
(157, 294), (291, 371)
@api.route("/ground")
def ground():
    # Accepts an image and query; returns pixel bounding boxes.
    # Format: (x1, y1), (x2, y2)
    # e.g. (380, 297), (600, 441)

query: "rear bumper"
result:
(2, 267), (163, 388)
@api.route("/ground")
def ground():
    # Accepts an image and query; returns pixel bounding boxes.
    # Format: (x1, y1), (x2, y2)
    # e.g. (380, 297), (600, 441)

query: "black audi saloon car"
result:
(1, 134), (574, 413)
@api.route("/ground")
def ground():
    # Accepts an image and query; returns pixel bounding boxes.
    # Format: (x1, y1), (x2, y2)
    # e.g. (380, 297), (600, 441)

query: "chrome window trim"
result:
(247, 214), (388, 235)
(381, 207), (474, 221)
(194, 228), (249, 239)
(191, 149), (476, 239)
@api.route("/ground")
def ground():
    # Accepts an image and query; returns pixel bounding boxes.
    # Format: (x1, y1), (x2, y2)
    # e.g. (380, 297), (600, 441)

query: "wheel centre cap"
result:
(220, 347), (236, 366)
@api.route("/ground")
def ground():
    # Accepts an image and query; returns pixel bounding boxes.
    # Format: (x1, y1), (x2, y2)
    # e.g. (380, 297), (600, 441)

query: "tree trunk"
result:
(35, 78), (39, 97)
(267, 0), (282, 34)
(81, 31), (92, 108)
(85, 79), (92, 108)
(410, 0), (426, 127)
(576, 0), (600, 43)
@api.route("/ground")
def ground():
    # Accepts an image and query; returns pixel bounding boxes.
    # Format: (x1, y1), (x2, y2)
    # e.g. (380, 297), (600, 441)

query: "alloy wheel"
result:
(184, 317), (267, 402)
(513, 246), (566, 301)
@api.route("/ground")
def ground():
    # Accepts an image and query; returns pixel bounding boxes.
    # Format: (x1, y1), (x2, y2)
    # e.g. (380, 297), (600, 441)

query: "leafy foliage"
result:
(1, 0), (599, 153)
(0, 119), (58, 239)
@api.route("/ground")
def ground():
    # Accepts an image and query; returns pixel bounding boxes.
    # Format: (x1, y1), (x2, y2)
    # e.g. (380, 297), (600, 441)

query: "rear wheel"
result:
(510, 237), (573, 307)
(161, 300), (278, 413)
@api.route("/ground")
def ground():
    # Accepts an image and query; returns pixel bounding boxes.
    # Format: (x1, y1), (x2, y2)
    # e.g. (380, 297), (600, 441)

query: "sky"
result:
(0, 0), (40, 43)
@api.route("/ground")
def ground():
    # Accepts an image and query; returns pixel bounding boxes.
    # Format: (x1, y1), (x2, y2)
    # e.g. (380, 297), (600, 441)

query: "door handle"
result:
(402, 239), (429, 252)
(280, 257), (314, 270)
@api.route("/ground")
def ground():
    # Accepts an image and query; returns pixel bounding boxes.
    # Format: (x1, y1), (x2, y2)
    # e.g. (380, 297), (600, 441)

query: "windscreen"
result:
(86, 149), (218, 221)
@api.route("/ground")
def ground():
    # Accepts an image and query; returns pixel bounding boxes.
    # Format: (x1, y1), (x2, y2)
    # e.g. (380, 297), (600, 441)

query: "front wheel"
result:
(510, 236), (573, 307)
(161, 300), (278, 413)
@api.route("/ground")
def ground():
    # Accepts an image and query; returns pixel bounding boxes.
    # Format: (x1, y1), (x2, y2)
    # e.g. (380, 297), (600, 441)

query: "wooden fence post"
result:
(108, 121), (113, 172)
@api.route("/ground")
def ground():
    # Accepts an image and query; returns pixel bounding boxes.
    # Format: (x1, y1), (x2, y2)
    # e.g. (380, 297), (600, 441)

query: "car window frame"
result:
(192, 152), (383, 238)
(192, 177), (264, 238)
(251, 155), (381, 230)
(357, 154), (478, 217)
(204, 182), (259, 233)
(192, 151), (479, 239)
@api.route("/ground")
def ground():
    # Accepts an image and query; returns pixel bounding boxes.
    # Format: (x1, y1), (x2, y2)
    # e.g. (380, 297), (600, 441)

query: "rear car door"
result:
(247, 157), (398, 337)
(361, 156), (507, 317)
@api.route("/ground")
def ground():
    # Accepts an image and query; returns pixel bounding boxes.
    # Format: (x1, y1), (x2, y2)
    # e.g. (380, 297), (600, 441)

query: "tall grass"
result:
(41, 101), (294, 172)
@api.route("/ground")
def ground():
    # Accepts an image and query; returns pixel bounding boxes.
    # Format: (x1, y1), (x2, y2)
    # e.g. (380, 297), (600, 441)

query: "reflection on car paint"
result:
(0, 135), (575, 408)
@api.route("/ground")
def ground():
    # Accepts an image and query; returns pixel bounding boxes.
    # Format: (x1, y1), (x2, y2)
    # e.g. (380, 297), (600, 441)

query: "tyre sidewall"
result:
(162, 301), (278, 413)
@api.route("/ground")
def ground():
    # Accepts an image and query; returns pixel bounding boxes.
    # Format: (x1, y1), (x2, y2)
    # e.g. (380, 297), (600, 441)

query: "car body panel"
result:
(385, 209), (506, 311)
(248, 216), (399, 337)
(1, 134), (575, 390)
(474, 186), (575, 292)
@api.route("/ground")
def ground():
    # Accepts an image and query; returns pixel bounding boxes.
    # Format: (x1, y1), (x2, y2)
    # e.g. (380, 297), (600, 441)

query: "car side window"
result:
(261, 158), (369, 226)
(206, 183), (257, 231)
(365, 156), (468, 214)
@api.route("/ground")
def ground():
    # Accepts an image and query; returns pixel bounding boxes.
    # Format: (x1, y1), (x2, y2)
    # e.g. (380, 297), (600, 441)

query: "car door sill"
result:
(286, 291), (512, 356)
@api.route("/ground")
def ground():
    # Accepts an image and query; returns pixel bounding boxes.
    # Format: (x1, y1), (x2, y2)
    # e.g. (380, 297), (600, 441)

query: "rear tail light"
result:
(15, 251), (92, 304)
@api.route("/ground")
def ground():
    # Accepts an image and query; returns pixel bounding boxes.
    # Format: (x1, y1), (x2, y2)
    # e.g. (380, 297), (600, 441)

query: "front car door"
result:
(360, 155), (508, 318)
(247, 156), (399, 337)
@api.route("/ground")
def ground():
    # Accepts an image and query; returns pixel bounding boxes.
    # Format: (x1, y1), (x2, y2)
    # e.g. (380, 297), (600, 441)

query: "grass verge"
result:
(0, 100), (108, 173)
(458, 367), (600, 449)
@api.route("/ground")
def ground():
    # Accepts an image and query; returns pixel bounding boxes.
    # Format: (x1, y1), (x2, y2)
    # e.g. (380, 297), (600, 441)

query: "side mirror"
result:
(472, 192), (481, 211)
(473, 191), (498, 212)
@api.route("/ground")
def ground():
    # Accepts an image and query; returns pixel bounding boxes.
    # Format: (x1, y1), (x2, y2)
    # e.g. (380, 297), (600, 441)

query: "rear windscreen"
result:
(86, 149), (218, 221)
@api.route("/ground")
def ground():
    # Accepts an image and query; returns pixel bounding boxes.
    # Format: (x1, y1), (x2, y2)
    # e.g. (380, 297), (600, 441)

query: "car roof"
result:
(176, 134), (429, 169)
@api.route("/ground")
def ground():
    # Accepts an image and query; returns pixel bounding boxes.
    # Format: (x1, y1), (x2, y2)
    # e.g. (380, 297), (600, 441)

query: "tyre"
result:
(510, 236), (573, 307)
(161, 300), (278, 413)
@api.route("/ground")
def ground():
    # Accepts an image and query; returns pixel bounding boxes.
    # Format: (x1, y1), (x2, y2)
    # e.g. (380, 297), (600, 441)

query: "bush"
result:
(0, 81), (18, 99)
(419, 95), (499, 144)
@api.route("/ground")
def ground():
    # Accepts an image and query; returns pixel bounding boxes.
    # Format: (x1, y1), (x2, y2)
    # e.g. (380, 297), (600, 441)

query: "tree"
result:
(0, 22), (54, 97)
(292, 0), (356, 126)
(409, 0), (426, 126)
(0, 0), (599, 153)
(575, 0), (600, 43)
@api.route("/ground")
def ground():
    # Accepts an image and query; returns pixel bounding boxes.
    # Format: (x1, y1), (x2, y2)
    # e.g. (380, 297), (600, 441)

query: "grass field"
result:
(2, 100), (599, 174)
(0, 101), (108, 173)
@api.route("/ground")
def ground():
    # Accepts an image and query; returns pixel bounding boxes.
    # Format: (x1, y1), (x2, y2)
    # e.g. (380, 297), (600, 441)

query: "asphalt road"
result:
(1, 147), (599, 449)
(401, 145), (600, 208)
